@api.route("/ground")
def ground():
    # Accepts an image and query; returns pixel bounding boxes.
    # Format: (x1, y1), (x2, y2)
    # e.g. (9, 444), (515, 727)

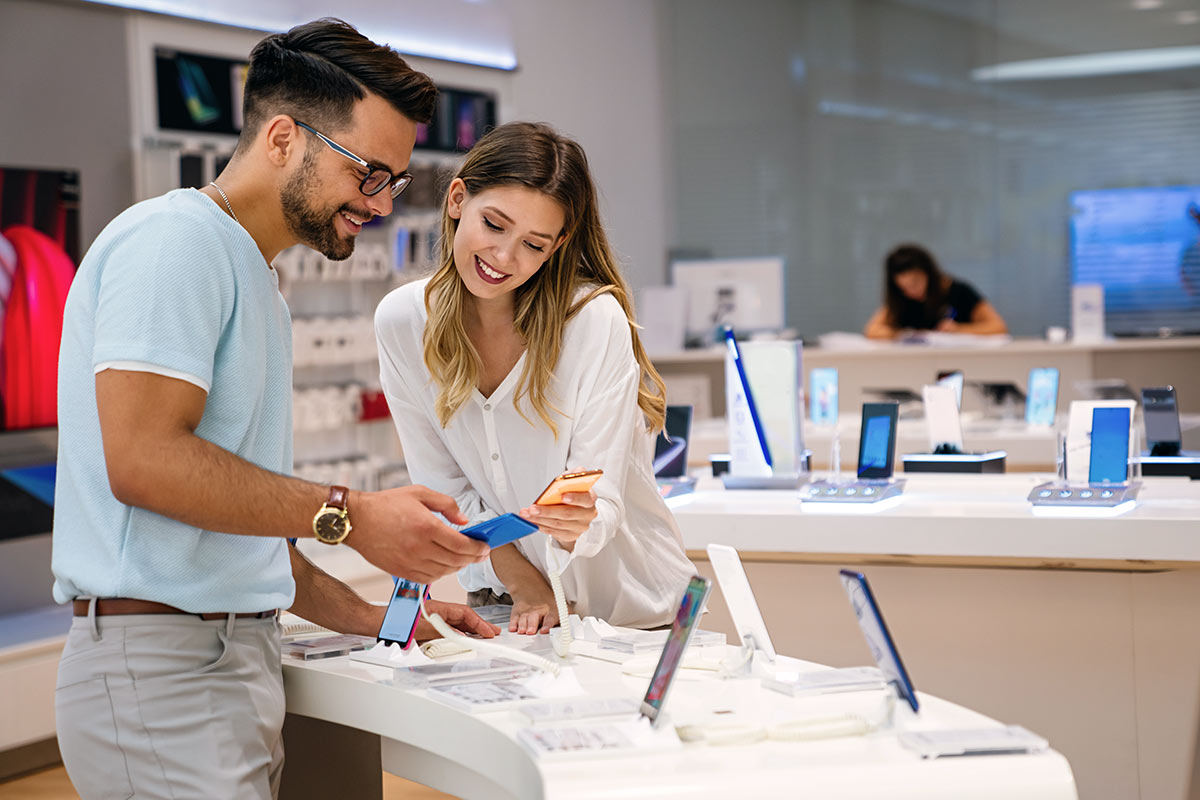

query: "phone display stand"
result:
(1027, 481), (1141, 507)
(803, 478), (906, 503)
(1032, 419), (1144, 506)
(351, 640), (433, 668)
(902, 451), (1007, 474)
(721, 451), (812, 490)
(722, 333), (811, 490)
(1140, 453), (1200, 480)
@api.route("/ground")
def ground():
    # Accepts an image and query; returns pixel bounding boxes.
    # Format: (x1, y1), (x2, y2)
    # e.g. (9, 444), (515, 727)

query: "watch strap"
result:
(327, 485), (349, 511)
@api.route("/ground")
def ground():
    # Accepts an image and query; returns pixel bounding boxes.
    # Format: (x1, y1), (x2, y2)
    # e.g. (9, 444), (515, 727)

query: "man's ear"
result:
(446, 177), (467, 220)
(262, 115), (302, 168)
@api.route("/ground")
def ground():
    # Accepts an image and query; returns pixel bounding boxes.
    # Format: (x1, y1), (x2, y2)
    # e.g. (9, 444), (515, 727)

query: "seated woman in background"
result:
(374, 121), (695, 633)
(863, 244), (1008, 339)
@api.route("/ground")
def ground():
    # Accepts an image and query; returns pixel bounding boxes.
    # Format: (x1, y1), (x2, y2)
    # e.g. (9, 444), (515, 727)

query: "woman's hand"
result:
(509, 574), (559, 635)
(936, 318), (960, 332)
(519, 489), (598, 551)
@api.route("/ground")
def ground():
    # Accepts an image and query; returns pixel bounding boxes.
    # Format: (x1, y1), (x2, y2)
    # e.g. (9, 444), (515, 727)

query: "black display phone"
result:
(1142, 386), (1182, 457)
(857, 402), (900, 480)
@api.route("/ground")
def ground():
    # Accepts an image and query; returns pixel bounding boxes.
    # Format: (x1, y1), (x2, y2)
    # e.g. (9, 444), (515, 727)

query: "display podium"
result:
(902, 451), (1006, 474)
(1140, 453), (1200, 480)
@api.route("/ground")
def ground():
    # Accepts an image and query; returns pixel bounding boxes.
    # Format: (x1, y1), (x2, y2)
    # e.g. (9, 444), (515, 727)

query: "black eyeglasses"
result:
(295, 120), (413, 199)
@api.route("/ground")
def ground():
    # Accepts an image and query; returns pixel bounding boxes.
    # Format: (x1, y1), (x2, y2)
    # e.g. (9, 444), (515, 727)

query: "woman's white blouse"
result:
(374, 279), (695, 628)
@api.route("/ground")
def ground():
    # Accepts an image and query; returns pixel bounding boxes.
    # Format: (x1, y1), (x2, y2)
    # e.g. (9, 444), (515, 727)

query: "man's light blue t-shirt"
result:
(52, 189), (295, 613)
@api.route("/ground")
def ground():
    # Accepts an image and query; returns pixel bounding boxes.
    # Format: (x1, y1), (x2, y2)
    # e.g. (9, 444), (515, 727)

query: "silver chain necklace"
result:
(208, 181), (240, 224)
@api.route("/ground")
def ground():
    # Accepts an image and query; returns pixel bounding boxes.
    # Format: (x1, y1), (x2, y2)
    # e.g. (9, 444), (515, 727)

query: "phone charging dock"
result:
(803, 479), (906, 503)
(1027, 481), (1141, 507)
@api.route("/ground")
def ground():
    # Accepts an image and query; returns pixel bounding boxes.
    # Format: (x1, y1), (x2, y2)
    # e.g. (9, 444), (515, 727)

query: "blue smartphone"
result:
(1088, 406), (1130, 484)
(857, 402), (899, 480)
(839, 570), (919, 714)
(378, 578), (426, 649)
(809, 367), (839, 426)
(1024, 367), (1060, 427)
(461, 513), (539, 548)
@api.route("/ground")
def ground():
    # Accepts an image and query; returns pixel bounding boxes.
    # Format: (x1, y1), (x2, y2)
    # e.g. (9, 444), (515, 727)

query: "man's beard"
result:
(280, 153), (366, 261)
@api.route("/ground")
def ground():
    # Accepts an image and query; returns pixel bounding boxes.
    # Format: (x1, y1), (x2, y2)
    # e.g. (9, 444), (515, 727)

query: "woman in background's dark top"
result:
(864, 244), (1008, 339)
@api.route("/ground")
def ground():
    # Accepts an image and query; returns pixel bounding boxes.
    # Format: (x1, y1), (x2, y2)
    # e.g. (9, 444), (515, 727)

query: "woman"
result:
(863, 244), (1008, 339)
(375, 122), (695, 632)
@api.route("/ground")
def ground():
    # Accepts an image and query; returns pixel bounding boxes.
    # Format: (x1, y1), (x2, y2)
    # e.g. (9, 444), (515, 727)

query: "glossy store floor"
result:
(0, 765), (455, 799)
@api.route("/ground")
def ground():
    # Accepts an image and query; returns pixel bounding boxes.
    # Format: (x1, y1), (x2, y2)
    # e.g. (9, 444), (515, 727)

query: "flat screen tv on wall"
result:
(1070, 185), (1200, 336)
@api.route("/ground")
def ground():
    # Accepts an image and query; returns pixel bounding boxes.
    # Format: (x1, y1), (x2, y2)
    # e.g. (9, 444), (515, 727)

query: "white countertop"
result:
(283, 636), (1077, 799)
(668, 474), (1200, 567)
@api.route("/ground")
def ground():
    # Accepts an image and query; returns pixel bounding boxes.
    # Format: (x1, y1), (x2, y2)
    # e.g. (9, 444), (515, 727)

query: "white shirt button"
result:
(483, 403), (491, 411)
(491, 453), (499, 461)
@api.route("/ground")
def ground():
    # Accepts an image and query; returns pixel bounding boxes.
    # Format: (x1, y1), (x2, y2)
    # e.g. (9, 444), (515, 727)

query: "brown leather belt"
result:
(73, 598), (278, 621)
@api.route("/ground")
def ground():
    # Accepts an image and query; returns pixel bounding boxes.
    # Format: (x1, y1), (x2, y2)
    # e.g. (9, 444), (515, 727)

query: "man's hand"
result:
(415, 599), (500, 642)
(348, 486), (490, 583)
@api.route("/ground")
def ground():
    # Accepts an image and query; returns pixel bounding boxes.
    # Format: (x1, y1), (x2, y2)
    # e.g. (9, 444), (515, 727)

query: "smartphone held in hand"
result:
(534, 468), (603, 505)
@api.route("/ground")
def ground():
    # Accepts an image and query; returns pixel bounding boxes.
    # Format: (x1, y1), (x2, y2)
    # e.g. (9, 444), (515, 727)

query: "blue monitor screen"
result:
(1070, 186), (1200, 335)
(1088, 406), (1130, 484)
(1025, 367), (1059, 427)
(809, 368), (838, 426)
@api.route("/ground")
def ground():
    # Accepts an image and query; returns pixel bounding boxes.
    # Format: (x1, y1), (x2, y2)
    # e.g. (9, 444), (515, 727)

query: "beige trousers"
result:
(55, 607), (285, 800)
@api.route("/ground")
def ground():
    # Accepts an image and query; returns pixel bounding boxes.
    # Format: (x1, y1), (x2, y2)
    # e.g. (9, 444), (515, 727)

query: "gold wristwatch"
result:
(312, 485), (351, 545)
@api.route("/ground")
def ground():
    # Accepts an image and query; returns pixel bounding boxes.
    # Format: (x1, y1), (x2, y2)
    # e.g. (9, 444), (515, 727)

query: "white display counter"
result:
(653, 335), (1200, 419)
(281, 636), (1077, 799)
(668, 475), (1200, 800)
(687, 415), (1200, 472)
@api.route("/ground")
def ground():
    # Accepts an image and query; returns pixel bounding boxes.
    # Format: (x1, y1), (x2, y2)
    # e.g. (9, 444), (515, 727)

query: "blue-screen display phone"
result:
(1024, 367), (1060, 427)
(810, 367), (839, 426)
(378, 578), (427, 650)
(640, 575), (712, 727)
(461, 513), (539, 548)
(1142, 387), (1182, 457)
(1088, 406), (1131, 484)
(839, 570), (919, 714)
(857, 402), (899, 480)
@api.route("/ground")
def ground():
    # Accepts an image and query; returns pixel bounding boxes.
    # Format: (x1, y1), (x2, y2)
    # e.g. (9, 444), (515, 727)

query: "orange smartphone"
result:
(534, 468), (603, 505)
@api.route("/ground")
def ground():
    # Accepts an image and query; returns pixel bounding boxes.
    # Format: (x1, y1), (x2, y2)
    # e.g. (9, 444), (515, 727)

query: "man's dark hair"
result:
(238, 18), (436, 152)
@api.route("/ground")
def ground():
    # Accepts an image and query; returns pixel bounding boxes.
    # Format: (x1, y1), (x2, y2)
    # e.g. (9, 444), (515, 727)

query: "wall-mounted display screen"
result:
(415, 86), (497, 153)
(1070, 186), (1200, 336)
(155, 47), (247, 136)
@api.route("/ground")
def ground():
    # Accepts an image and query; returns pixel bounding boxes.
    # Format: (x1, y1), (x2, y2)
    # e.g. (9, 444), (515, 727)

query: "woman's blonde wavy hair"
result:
(422, 121), (666, 437)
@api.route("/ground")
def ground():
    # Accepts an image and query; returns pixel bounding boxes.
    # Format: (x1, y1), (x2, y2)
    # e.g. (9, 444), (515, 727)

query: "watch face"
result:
(315, 510), (348, 541)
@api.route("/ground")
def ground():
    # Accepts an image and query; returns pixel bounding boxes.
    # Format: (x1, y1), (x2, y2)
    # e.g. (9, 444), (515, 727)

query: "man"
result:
(52, 18), (495, 799)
